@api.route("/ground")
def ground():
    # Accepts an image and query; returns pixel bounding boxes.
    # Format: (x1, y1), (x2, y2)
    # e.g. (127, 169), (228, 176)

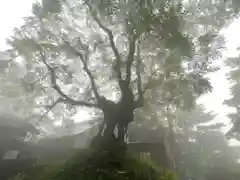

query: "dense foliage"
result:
(128, 104), (240, 179)
(10, 150), (176, 180)
(3, 0), (231, 142)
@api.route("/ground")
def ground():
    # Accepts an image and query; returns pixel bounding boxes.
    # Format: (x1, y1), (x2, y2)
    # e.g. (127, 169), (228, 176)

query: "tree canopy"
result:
(4, 0), (233, 135)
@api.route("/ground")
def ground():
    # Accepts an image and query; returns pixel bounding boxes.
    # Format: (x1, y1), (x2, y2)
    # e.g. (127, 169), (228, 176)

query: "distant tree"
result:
(224, 53), (240, 139)
(129, 104), (239, 179)
(176, 106), (238, 180)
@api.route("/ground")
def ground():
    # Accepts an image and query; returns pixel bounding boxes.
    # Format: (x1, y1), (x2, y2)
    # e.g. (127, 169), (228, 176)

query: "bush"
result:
(10, 149), (177, 180)
(52, 149), (177, 180)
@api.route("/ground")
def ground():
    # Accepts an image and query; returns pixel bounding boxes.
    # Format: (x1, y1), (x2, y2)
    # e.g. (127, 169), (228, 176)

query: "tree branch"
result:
(84, 1), (122, 80)
(134, 40), (143, 108)
(126, 34), (137, 84)
(37, 46), (99, 109)
(62, 39), (101, 103)
(133, 68), (165, 109)
(142, 69), (163, 94)
(27, 71), (52, 86)
(39, 97), (63, 121)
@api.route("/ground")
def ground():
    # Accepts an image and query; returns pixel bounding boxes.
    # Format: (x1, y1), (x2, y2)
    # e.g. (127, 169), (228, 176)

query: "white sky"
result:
(0, 0), (35, 50)
(198, 20), (240, 123)
(198, 19), (240, 145)
(1, 1), (240, 145)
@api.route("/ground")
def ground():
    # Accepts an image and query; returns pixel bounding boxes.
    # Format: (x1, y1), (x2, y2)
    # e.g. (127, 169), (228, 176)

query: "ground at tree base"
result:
(11, 147), (177, 180)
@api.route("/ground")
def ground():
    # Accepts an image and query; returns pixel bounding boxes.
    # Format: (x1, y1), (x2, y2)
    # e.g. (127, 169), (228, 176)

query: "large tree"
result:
(4, 0), (238, 150)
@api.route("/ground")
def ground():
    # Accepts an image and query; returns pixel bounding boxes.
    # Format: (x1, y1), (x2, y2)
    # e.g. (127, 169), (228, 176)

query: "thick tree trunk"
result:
(90, 107), (133, 153)
(99, 115), (130, 143)
(90, 80), (135, 153)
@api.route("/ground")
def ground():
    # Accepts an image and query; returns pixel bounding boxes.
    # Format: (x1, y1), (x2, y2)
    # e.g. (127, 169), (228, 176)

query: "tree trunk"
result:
(165, 115), (181, 174)
(90, 80), (135, 153)
(165, 117), (177, 169)
(90, 106), (133, 154)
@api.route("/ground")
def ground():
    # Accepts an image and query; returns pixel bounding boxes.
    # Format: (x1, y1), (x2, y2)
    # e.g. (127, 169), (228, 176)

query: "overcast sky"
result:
(1, 1), (240, 145)
(0, 0), (34, 50)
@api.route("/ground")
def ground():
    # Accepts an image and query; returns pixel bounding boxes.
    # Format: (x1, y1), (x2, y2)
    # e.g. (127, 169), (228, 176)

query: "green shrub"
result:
(10, 149), (177, 180)
(51, 149), (177, 180)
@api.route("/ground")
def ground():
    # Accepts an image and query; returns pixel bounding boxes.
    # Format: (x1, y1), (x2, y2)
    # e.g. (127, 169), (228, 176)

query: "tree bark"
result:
(90, 100), (134, 153)
(165, 115), (181, 173)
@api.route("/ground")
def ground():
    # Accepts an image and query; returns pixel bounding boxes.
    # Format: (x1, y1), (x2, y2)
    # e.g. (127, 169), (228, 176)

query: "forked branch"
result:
(142, 69), (163, 94)
(39, 97), (63, 121)
(126, 34), (137, 84)
(133, 67), (165, 109)
(84, 1), (122, 80)
(62, 39), (101, 103)
(38, 46), (99, 108)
